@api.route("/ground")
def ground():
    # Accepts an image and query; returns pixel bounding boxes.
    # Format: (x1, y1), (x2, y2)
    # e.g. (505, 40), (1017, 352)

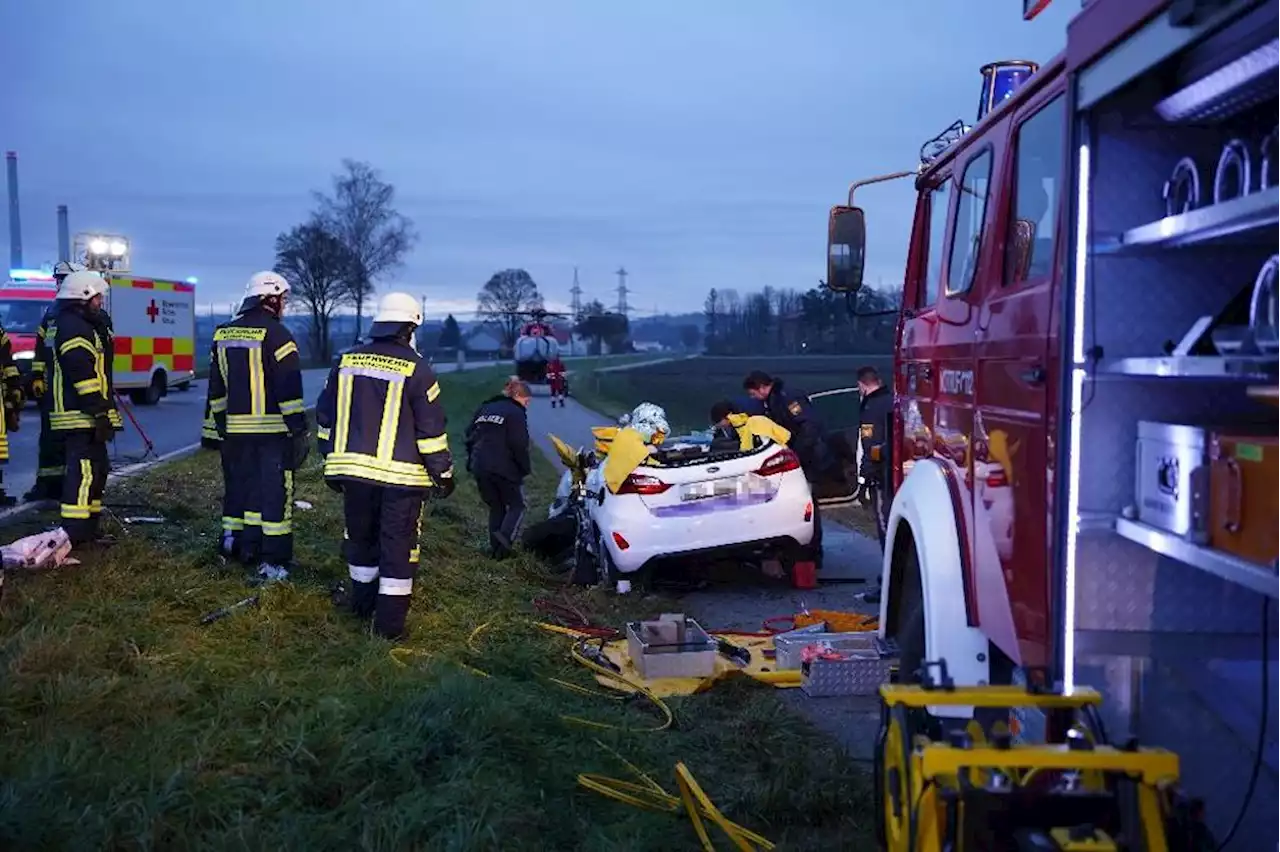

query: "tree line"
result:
(703, 285), (899, 356)
(474, 268), (632, 356)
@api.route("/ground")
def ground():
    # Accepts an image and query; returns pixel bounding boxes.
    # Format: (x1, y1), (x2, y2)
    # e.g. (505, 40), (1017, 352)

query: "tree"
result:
(439, 314), (462, 350)
(575, 302), (630, 355)
(273, 219), (355, 363)
(476, 268), (543, 348)
(678, 324), (701, 352)
(314, 159), (417, 341)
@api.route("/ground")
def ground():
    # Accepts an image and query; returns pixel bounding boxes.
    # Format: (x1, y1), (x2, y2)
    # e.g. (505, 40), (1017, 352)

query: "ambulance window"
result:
(1005, 96), (1065, 286)
(946, 149), (993, 296)
(921, 182), (950, 307)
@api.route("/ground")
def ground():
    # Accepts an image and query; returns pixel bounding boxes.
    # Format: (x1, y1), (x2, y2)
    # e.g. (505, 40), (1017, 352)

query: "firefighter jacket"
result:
(465, 394), (531, 483)
(207, 306), (305, 437)
(31, 309), (52, 380)
(858, 384), (893, 484)
(315, 338), (453, 489)
(200, 332), (224, 448)
(763, 379), (833, 477)
(722, 412), (791, 452)
(0, 325), (19, 461)
(42, 303), (122, 433)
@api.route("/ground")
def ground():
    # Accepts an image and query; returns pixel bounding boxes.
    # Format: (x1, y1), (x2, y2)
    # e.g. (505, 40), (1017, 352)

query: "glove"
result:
(92, 414), (114, 444)
(291, 432), (310, 469)
(325, 478), (343, 494)
(431, 475), (456, 500)
(30, 377), (45, 400)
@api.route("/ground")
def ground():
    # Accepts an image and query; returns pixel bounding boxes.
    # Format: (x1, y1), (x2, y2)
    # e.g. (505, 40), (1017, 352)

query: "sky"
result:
(5, 0), (1075, 320)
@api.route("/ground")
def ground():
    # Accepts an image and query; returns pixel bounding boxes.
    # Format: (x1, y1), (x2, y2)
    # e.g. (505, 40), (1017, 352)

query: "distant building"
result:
(464, 327), (503, 357)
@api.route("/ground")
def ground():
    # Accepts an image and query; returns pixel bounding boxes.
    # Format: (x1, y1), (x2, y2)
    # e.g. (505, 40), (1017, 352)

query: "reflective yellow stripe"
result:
(31, 363), (45, 375)
(262, 520), (292, 536)
(274, 341), (298, 362)
(2, 366), (18, 378)
(209, 397), (227, 413)
(248, 345), (265, 416)
(377, 380), (403, 462)
(224, 414), (288, 435)
(216, 346), (229, 403)
(74, 378), (102, 395)
(58, 338), (96, 357)
(334, 373), (353, 453)
(323, 452), (432, 487)
(244, 511), (263, 527)
(426, 381), (441, 403)
(77, 458), (91, 513)
(316, 426), (331, 441)
(279, 398), (305, 415)
(222, 516), (244, 531)
(416, 434), (449, 455)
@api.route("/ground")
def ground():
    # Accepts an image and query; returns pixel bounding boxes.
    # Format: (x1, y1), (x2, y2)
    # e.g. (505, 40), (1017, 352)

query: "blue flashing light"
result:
(978, 61), (1039, 122)
(186, 276), (199, 285)
(9, 268), (54, 281)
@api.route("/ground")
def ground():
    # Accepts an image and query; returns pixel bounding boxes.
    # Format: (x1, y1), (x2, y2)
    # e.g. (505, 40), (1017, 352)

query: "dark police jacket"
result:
(207, 305), (305, 437)
(465, 395), (531, 483)
(763, 379), (834, 478)
(316, 337), (453, 490)
(859, 384), (893, 485)
(43, 303), (122, 433)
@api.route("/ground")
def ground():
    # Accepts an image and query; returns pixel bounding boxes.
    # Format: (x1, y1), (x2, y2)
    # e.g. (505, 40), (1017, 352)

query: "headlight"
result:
(13, 350), (34, 361)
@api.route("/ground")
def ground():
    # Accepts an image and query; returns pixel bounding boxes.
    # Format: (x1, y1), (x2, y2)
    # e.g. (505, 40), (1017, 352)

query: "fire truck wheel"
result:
(894, 546), (926, 685)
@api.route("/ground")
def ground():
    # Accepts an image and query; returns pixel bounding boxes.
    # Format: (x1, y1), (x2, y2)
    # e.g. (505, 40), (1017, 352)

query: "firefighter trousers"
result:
(221, 434), (294, 567)
(33, 410), (66, 500)
(61, 431), (109, 544)
(475, 473), (525, 553)
(341, 481), (425, 640)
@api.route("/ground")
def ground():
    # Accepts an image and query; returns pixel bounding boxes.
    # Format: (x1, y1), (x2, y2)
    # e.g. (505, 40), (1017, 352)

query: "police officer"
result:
(207, 271), (306, 582)
(465, 377), (531, 558)
(855, 366), (893, 605)
(25, 261), (85, 502)
(317, 292), (455, 640)
(743, 370), (839, 568)
(0, 320), (22, 506)
(47, 270), (122, 544)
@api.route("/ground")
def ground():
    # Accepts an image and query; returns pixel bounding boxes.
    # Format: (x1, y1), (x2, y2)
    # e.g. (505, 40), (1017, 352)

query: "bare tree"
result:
(476, 268), (543, 348)
(314, 159), (416, 341)
(274, 220), (355, 363)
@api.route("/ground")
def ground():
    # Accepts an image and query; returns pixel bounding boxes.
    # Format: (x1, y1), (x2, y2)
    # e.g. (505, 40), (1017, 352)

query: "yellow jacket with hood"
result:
(603, 427), (653, 493)
(724, 412), (791, 450)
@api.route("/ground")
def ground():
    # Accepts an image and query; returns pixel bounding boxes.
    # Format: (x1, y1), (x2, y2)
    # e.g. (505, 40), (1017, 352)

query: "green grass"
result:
(0, 368), (875, 851)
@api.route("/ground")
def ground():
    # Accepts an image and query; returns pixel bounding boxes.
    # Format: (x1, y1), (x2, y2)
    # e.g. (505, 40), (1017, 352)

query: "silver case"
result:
(1134, 421), (1208, 539)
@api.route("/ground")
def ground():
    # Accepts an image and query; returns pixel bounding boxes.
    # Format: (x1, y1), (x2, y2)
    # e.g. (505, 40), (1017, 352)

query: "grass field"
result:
(0, 366), (874, 851)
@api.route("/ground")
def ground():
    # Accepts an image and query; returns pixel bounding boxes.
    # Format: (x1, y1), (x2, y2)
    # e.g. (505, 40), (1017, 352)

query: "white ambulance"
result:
(0, 268), (197, 405)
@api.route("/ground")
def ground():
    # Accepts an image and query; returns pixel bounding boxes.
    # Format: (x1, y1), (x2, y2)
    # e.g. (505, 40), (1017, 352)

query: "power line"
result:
(570, 265), (583, 318)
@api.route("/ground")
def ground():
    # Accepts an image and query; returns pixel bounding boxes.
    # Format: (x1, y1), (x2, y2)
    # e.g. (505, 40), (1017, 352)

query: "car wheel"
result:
(132, 371), (165, 406)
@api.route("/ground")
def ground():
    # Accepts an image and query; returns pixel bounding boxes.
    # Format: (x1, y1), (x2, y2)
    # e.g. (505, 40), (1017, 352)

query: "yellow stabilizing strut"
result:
(876, 671), (1183, 852)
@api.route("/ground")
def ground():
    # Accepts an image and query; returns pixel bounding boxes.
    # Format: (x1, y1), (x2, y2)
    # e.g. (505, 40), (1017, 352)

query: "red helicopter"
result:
(511, 307), (571, 385)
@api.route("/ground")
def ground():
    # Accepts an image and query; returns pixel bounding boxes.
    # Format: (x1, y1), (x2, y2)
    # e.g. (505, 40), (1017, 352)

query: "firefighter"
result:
(0, 321), (23, 506)
(742, 370), (841, 568)
(465, 377), (532, 559)
(708, 399), (791, 450)
(317, 292), (454, 640)
(47, 270), (122, 544)
(24, 261), (85, 502)
(855, 366), (893, 605)
(546, 354), (567, 407)
(207, 271), (307, 582)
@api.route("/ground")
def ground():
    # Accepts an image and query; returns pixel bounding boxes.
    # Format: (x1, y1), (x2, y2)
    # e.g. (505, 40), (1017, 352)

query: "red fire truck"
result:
(828, 0), (1277, 844)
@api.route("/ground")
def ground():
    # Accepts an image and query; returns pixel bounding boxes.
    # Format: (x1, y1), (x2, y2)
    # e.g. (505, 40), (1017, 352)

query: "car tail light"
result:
(756, 448), (801, 476)
(987, 469), (1008, 488)
(804, 501), (813, 522)
(612, 531), (631, 551)
(616, 473), (671, 495)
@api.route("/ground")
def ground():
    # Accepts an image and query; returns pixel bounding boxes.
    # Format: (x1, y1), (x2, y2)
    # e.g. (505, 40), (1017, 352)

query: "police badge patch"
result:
(787, 400), (803, 416)
(860, 424), (874, 438)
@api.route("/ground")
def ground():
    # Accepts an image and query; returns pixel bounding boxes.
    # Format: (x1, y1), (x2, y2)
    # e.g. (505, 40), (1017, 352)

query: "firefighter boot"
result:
(334, 579), (378, 620)
(374, 594), (411, 641)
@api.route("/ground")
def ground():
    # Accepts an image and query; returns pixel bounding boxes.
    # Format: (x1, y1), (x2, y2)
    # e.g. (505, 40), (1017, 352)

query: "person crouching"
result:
(465, 378), (532, 559)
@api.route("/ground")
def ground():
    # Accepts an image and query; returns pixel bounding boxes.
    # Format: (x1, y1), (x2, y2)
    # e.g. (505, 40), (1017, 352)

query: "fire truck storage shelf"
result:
(1066, 1), (1278, 842)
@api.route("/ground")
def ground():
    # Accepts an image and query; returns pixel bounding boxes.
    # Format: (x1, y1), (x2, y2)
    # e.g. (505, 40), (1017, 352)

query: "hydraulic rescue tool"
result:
(874, 660), (1214, 851)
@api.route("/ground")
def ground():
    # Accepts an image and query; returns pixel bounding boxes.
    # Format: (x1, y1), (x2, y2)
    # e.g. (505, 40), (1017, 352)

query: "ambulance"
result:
(0, 268), (197, 405)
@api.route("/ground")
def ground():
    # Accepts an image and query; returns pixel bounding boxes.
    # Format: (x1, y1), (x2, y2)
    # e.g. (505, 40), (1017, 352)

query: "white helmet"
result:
(373, 292), (422, 326)
(56, 270), (108, 301)
(628, 402), (669, 443)
(53, 261), (87, 280)
(244, 271), (290, 299)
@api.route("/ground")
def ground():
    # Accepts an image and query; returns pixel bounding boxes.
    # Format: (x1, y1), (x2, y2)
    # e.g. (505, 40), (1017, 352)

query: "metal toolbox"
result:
(1134, 421), (1209, 539)
(798, 634), (896, 697)
(1209, 433), (1279, 568)
(775, 627), (875, 671)
(626, 614), (717, 679)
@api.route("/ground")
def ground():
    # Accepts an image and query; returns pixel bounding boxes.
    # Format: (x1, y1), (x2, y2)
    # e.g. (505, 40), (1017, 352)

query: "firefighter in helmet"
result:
(0, 316), (22, 506)
(206, 271), (306, 583)
(47, 269), (122, 544)
(25, 260), (86, 502)
(317, 292), (455, 640)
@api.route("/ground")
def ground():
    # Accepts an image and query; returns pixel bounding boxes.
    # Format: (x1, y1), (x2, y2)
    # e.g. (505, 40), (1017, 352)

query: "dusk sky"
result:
(7, 1), (1074, 319)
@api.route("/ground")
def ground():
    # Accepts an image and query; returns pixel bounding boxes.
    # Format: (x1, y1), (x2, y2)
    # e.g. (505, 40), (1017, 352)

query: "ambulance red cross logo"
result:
(146, 299), (160, 323)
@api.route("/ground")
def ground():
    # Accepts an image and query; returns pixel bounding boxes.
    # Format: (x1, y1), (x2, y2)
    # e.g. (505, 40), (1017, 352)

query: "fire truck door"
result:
(973, 91), (1065, 668)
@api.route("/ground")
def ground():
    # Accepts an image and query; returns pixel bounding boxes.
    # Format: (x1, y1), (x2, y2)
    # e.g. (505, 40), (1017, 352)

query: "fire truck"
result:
(0, 268), (197, 405)
(827, 0), (1277, 845)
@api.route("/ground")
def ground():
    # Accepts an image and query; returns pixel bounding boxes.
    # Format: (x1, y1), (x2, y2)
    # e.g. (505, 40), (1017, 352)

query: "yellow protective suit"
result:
(603, 427), (656, 493)
(725, 412), (791, 451)
(592, 425), (618, 456)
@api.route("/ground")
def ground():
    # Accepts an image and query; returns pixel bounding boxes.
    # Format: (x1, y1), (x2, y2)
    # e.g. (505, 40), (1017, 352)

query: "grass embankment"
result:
(0, 368), (874, 850)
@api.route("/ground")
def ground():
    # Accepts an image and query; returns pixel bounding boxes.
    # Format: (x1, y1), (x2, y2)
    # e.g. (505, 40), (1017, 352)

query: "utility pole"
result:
(615, 266), (630, 317)
(569, 266), (583, 356)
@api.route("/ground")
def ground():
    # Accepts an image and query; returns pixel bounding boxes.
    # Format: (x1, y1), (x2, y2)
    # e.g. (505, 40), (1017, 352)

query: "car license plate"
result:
(681, 479), (738, 501)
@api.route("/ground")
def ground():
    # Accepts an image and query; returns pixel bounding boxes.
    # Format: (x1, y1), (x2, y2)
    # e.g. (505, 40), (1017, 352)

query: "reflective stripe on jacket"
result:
(44, 304), (121, 432)
(206, 306), (305, 436)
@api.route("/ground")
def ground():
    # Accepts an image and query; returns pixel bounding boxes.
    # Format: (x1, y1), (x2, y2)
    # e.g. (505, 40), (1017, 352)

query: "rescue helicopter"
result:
(509, 307), (571, 384)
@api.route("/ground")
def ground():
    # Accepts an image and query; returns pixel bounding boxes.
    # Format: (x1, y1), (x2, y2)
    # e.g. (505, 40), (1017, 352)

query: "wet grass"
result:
(0, 368), (875, 851)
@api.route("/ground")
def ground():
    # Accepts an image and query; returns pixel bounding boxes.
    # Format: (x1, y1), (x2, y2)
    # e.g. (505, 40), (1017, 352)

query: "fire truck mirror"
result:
(827, 205), (866, 293)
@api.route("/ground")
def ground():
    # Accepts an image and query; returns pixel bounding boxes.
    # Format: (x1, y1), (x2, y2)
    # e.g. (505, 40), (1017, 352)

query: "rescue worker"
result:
(47, 270), (122, 544)
(708, 399), (791, 451)
(743, 370), (841, 569)
(0, 321), (23, 506)
(465, 377), (532, 559)
(855, 366), (893, 605)
(317, 292), (455, 640)
(546, 354), (567, 408)
(24, 260), (85, 502)
(602, 402), (669, 494)
(207, 271), (307, 582)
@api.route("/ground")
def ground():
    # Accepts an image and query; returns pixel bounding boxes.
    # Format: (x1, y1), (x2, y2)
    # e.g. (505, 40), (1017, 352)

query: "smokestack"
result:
(6, 151), (21, 270)
(57, 205), (70, 262)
